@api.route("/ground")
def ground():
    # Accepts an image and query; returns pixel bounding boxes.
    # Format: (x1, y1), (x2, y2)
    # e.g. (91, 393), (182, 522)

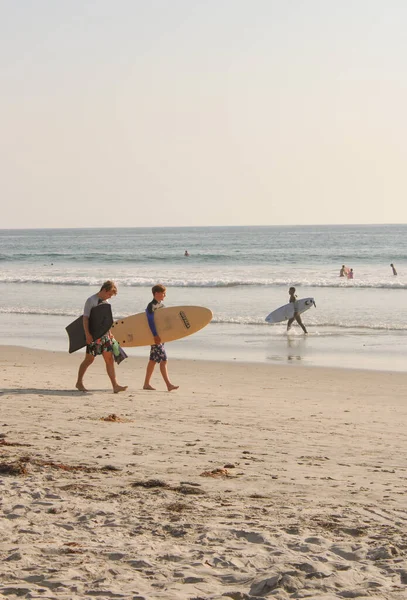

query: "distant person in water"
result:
(390, 263), (397, 276)
(339, 265), (346, 277)
(287, 286), (308, 334)
(347, 268), (354, 279)
(184, 250), (189, 257)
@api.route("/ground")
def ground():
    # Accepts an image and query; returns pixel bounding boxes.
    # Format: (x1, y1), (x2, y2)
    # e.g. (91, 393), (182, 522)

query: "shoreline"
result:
(3, 339), (407, 376)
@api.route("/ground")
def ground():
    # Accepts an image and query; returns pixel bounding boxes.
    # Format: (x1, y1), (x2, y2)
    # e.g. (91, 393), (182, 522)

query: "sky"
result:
(1, 0), (407, 228)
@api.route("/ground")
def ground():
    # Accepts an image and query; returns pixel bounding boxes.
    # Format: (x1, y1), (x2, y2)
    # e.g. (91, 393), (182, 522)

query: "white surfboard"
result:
(265, 297), (315, 324)
(111, 306), (213, 347)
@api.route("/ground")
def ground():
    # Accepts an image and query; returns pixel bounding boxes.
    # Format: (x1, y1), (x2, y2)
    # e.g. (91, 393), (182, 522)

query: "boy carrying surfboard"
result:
(143, 285), (179, 392)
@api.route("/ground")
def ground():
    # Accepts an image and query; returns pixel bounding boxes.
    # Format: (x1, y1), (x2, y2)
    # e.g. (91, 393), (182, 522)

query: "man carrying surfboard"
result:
(143, 284), (179, 392)
(75, 281), (128, 394)
(287, 287), (308, 334)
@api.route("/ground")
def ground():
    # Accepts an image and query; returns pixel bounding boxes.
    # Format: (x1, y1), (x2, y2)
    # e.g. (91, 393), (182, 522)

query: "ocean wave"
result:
(2, 251), (407, 264)
(0, 275), (406, 290)
(0, 253), (333, 264)
(211, 317), (407, 331)
(0, 253), (245, 263)
(1, 307), (406, 331)
(0, 307), (78, 317)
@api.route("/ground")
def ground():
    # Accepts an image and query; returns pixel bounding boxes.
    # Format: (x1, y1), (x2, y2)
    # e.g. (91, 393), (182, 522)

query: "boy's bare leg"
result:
(159, 361), (179, 391)
(143, 360), (156, 390)
(76, 354), (94, 391)
(103, 352), (128, 393)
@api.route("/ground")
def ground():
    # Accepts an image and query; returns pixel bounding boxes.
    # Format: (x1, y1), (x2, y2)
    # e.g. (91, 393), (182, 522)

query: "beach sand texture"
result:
(1, 347), (407, 599)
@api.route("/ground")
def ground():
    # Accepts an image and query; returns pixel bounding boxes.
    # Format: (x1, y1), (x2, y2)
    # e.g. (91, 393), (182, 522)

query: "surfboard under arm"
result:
(110, 306), (212, 347)
(265, 297), (315, 324)
(65, 303), (113, 353)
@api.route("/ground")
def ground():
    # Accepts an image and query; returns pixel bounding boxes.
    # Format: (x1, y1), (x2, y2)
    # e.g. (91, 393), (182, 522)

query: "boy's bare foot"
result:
(143, 385), (156, 390)
(167, 384), (179, 392)
(113, 385), (128, 394)
(76, 383), (88, 392)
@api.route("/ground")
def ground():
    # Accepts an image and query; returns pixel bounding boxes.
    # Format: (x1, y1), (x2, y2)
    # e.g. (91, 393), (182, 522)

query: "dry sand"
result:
(1, 346), (407, 600)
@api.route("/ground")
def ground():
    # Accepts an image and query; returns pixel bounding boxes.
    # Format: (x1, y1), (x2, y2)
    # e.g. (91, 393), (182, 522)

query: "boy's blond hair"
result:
(100, 280), (117, 294)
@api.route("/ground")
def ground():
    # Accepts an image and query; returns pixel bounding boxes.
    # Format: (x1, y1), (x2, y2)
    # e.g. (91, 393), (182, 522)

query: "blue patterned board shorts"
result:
(149, 343), (167, 363)
(87, 335), (114, 356)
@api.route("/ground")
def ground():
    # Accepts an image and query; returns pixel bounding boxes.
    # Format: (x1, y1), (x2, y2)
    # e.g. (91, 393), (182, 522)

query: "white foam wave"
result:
(211, 317), (407, 331)
(0, 307), (78, 317)
(0, 274), (406, 289)
(1, 307), (405, 332)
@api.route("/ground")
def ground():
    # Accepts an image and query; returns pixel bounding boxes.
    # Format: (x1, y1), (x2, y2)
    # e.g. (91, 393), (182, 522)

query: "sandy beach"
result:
(1, 346), (407, 600)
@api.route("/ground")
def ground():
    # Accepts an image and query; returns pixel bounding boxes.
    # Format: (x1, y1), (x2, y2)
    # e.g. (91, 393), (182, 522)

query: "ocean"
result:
(1, 224), (406, 372)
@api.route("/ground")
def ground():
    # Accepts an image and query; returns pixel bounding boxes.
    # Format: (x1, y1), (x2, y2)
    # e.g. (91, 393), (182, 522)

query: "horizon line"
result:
(1, 222), (406, 232)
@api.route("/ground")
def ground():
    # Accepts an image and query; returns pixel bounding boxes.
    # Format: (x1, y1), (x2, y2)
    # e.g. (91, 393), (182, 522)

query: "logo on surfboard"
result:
(179, 311), (191, 329)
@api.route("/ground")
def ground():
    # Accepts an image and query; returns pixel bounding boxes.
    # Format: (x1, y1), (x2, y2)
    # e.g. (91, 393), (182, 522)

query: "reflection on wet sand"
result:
(287, 337), (307, 362)
(266, 336), (308, 363)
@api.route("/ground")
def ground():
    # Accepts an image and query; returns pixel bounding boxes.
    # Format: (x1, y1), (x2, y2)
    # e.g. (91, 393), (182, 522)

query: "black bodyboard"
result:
(65, 303), (113, 353)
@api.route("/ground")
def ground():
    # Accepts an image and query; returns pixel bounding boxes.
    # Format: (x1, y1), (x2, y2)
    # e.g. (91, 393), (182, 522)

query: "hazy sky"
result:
(1, 0), (407, 228)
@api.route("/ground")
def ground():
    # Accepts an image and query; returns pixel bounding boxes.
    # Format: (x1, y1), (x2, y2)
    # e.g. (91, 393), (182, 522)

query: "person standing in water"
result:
(390, 263), (397, 276)
(286, 287), (308, 334)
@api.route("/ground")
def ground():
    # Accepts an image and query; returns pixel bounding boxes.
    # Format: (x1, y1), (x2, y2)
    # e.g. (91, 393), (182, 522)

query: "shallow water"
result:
(1, 224), (406, 372)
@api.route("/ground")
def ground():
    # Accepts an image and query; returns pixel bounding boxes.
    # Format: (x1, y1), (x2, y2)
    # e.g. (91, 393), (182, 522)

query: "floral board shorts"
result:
(149, 343), (167, 364)
(87, 335), (114, 356)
